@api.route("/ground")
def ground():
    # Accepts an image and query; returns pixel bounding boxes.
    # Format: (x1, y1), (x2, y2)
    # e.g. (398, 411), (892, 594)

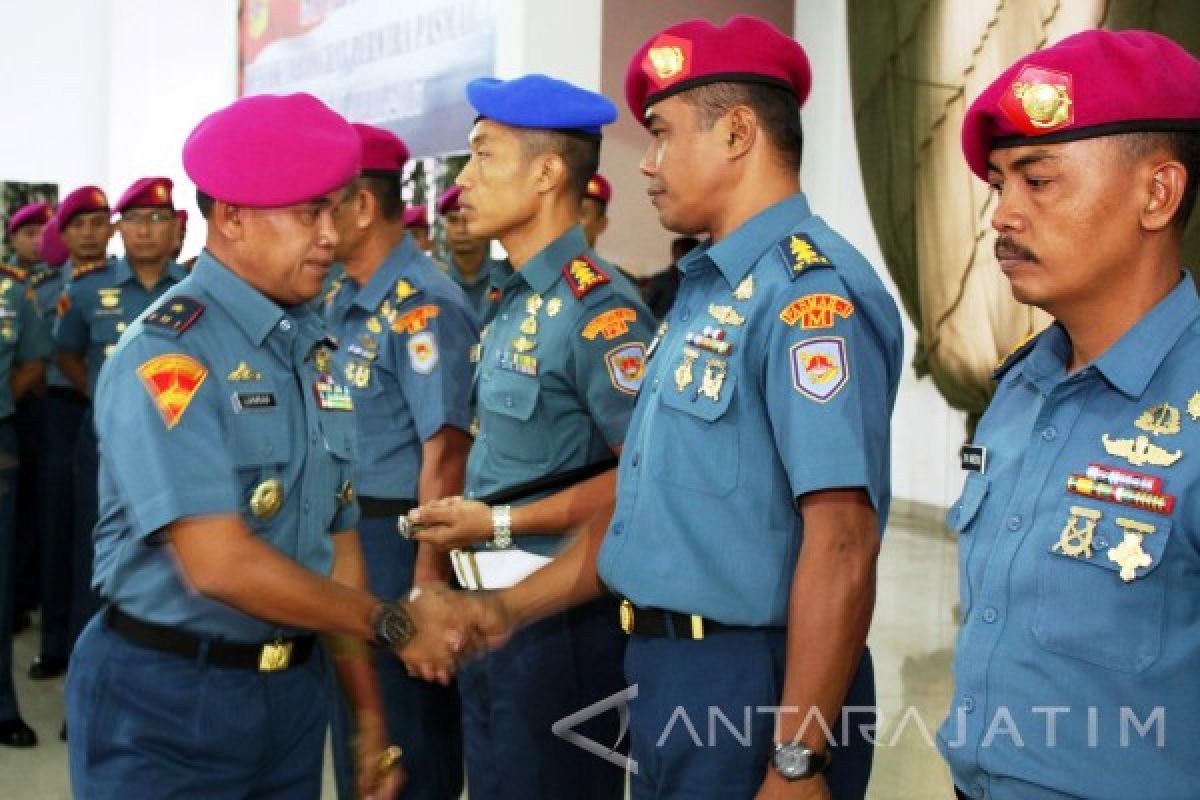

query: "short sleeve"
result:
(95, 340), (239, 539)
(53, 282), (89, 352)
(570, 294), (657, 448)
(393, 293), (478, 442)
(763, 272), (892, 511)
(16, 292), (52, 363)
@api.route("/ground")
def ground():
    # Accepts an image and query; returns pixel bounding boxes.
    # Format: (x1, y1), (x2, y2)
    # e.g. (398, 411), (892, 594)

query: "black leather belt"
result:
(618, 599), (729, 640)
(358, 496), (416, 518)
(105, 606), (315, 672)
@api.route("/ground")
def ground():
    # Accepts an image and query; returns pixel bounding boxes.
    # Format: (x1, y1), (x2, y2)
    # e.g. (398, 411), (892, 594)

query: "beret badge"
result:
(643, 34), (692, 88)
(1000, 66), (1074, 136)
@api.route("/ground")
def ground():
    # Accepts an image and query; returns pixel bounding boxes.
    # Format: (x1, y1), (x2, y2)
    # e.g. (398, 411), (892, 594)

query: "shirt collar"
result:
(500, 224), (590, 295)
(1016, 272), (1200, 398)
(191, 250), (286, 347)
(351, 237), (418, 312)
(114, 257), (188, 287)
(448, 256), (490, 288)
(679, 193), (815, 287)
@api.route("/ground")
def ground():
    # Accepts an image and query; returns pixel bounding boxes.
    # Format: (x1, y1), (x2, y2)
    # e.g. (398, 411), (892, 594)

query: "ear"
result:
(354, 188), (376, 229)
(596, 214), (609, 237)
(533, 152), (568, 196)
(724, 105), (757, 161)
(1142, 159), (1187, 232)
(210, 201), (244, 241)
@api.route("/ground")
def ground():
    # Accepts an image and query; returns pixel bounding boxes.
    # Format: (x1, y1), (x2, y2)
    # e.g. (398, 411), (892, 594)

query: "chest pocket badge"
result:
(250, 479), (284, 520)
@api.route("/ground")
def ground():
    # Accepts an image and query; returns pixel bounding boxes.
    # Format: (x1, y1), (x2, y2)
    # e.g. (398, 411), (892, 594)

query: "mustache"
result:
(994, 235), (1038, 263)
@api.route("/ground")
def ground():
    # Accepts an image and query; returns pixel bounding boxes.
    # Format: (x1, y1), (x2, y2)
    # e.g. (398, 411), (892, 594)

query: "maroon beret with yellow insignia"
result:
(961, 29), (1200, 181)
(57, 186), (109, 232)
(584, 174), (611, 205)
(115, 176), (175, 214)
(354, 123), (410, 174)
(6, 202), (53, 236)
(625, 15), (811, 126)
(403, 206), (429, 230)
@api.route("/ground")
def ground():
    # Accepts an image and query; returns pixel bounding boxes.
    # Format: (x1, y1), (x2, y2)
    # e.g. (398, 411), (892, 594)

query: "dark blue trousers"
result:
(459, 594), (628, 800)
(38, 389), (86, 662)
(626, 630), (875, 799)
(329, 514), (464, 799)
(69, 411), (101, 651)
(0, 421), (23, 720)
(13, 394), (44, 616)
(67, 613), (329, 799)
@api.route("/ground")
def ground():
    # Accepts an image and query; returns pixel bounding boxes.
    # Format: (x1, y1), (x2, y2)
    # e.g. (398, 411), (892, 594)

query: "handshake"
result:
(386, 582), (515, 684)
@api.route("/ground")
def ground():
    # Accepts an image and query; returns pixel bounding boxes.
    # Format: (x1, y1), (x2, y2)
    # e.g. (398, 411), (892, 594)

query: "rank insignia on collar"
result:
(563, 256), (610, 299)
(733, 275), (754, 301)
(469, 343), (482, 364)
(1101, 434), (1181, 468)
(779, 233), (832, 277)
(137, 353), (208, 429)
(395, 280), (418, 302)
(1188, 391), (1200, 422)
(1109, 518), (1157, 583)
(707, 304), (744, 326)
(606, 342), (646, 395)
(1134, 403), (1180, 436)
(227, 361), (263, 382)
(780, 293), (855, 329)
(583, 307), (637, 340)
(790, 336), (849, 403)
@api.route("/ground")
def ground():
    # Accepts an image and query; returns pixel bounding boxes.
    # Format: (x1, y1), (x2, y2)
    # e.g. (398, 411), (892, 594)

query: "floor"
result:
(0, 520), (959, 799)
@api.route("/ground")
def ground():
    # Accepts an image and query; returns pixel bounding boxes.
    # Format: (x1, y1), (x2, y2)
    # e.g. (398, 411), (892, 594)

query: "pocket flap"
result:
(946, 473), (989, 533)
(479, 371), (540, 422)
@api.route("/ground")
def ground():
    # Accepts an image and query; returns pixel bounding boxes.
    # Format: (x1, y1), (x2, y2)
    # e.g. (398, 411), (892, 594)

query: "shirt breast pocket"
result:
(1032, 500), (1170, 673)
(947, 473), (989, 617)
(228, 413), (292, 530)
(478, 371), (545, 465)
(651, 375), (739, 495)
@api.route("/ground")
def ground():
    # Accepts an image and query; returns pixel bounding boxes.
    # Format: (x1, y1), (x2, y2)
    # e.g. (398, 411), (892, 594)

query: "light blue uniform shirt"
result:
(598, 193), (903, 626)
(465, 224), (655, 557)
(325, 236), (477, 500)
(55, 256), (188, 395)
(92, 251), (359, 641)
(939, 273), (1200, 800)
(0, 267), (53, 418)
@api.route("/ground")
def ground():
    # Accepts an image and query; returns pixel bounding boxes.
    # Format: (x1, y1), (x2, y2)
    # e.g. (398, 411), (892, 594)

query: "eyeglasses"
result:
(120, 210), (175, 226)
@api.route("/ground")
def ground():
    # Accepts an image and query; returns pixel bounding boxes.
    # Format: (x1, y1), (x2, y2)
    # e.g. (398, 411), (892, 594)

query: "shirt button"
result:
(279, 319), (292, 331)
(1006, 515), (1022, 531)
(504, 397), (514, 408)
(1094, 537), (1109, 551)
(303, 500), (311, 513)
(1041, 426), (1058, 441)
(961, 696), (976, 713)
(982, 607), (998, 624)
(612, 521), (625, 536)
(632, 452), (640, 467)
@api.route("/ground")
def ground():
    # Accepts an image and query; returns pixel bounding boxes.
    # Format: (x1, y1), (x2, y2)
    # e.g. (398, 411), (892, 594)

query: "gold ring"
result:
(377, 745), (404, 778)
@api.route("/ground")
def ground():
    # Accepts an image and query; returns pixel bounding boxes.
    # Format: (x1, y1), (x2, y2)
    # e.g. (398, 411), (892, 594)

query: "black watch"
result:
(371, 601), (416, 649)
(771, 742), (831, 781)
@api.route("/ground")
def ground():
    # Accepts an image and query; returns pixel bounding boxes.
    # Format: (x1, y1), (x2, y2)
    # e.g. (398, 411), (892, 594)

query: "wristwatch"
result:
(771, 741), (831, 781)
(488, 505), (513, 549)
(371, 601), (416, 649)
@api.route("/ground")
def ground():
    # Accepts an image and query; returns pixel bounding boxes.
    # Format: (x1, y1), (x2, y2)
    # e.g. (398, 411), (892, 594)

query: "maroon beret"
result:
(962, 29), (1200, 181)
(6, 202), (53, 236)
(115, 176), (174, 214)
(354, 123), (410, 173)
(584, 174), (611, 205)
(436, 185), (462, 216)
(39, 213), (69, 267)
(625, 15), (811, 125)
(176, 209), (188, 227)
(57, 186), (109, 231)
(403, 206), (429, 229)
(183, 93), (361, 207)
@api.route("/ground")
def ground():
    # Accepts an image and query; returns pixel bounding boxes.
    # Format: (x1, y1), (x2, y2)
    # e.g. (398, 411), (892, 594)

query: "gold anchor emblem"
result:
(1134, 403), (1181, 436)
(674, 347), (698, 392)
(1108, 518), (1157, 582)
(1101, 434), (1182, 468)
(1012, 81), (1072, 129)
(698, 359), (727, 402)
(1054, 506), (1102, 559)
(1188, 391), (1200, 422)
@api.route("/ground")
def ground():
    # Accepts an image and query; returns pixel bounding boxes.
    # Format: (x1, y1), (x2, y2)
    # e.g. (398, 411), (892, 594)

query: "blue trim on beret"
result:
(466, 75), (617, 136)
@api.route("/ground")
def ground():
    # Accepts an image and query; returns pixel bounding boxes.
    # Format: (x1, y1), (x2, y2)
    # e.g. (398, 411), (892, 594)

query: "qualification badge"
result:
(1108, 518), (1157, 583)
(546, 297), (563, 317)
(674, 347), (699, 392)
(1188, 391), (1200, 422)
(1053, 506), (1101, 559)
(250, 478), (284, 520)
(733, 275), (754, 301)
(698, 358), (727, 402)
(1134, 403), (1181, 436)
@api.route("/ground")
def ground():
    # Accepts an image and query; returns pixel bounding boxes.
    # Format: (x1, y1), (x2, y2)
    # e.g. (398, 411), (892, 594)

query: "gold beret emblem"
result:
(1011, 81), (1072, 129)
(647, 46), (686, 81)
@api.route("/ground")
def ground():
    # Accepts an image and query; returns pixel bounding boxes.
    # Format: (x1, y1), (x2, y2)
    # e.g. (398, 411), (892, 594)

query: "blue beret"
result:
(466, 74), (617, 136)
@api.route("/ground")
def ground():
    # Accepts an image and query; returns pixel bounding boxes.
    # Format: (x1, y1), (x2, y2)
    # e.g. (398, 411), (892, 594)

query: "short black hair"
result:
(678, 82), (804, 173)
(357, 172), (405, 222)
(517, 130), (601, 203)
(195, 189), (214, 219)
(1119, 131), (1200, 230)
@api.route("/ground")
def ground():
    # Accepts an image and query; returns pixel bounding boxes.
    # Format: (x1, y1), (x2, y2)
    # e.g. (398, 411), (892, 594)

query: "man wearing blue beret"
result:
(406, 73), (656, 799)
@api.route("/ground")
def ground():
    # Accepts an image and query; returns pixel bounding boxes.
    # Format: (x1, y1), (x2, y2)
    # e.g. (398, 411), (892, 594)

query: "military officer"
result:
(404, 205), (435, 254)
(406, 73), (655, 799)
(437, 185), (494, 315)
(421, 17), (904, 800)
(0, 259), (51, 747)
(6, 202), (52, 270)
(940, 30), (1200, 800)
(66, 92), (471, 799)
(56, 177), (190, 657)
(325, 122), (477, 800)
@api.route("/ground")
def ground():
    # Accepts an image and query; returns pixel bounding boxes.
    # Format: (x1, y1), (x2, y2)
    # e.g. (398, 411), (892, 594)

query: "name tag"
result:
(232, 391), (277, 413)
(960, 444), (987, 473)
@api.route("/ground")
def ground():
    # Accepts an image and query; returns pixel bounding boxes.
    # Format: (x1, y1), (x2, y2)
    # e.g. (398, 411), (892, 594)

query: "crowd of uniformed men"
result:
(1, 13), (1199, 800)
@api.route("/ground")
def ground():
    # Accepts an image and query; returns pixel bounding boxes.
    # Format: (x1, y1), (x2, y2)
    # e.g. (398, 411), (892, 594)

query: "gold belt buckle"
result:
(689, 615), (705, 641)
(259, 639), (293, 672)
(619, 600), (635, 634)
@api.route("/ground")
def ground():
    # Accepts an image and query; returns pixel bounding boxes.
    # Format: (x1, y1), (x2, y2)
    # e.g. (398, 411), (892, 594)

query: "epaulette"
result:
(992, 329), (1043, 380)
(778, 232), (834, 281)
(143, 295), (205, 337)
(562, 255), (612, 306)
(30, 269), (55, 288)
(0, 263), (28, 283)
(71, 260), (109, 281)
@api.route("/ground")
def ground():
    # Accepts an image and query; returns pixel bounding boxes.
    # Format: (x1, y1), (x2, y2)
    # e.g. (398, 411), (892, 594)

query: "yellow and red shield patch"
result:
(137, 353), (208, 429)
(391, 304), (439, 334)
(582, 307), (637, 341)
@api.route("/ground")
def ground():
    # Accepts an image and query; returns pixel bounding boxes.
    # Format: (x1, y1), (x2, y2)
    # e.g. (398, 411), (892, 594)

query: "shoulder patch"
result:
(779, 233), (833, 280)
(582, 307), (637, 341)
(136, 353), (208, 429)
(779, 293), (855, 329)
(71, 260), (108, 281)
(391, 304), (439, 334)
(563, 256), (610, 300)
(0, 264), (28, 283)
(144, 295), (205, 337)
(992, 329), (1043, 380)
(606, 342), (646, 395)
(790, 336), (850, 403)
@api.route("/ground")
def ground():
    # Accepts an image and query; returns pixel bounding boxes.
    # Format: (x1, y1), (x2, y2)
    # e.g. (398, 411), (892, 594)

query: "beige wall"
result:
(598, 0), (794, 276)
